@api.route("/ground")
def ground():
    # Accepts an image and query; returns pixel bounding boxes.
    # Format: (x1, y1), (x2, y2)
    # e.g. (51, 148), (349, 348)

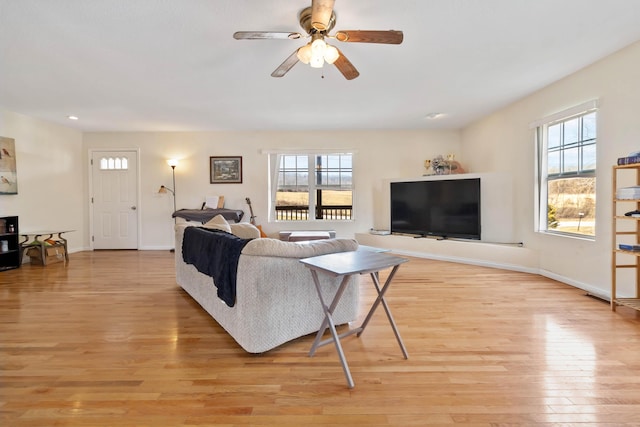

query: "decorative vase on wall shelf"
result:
(425, 154), (466, 175)
(423, 160), (433, 175)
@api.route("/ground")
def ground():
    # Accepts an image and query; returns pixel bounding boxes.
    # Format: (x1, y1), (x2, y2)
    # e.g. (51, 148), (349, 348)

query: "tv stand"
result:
(355, 232), (528, 274)
(412, 234), (447, 240)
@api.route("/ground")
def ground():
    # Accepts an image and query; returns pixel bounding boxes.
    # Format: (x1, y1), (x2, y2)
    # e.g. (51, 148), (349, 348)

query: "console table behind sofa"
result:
(173, 208), (244, 223)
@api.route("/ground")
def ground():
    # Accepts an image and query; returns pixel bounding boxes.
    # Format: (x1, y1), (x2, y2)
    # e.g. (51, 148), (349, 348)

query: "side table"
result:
(300, 250), (409, 388)
(20, 230), (73, 266)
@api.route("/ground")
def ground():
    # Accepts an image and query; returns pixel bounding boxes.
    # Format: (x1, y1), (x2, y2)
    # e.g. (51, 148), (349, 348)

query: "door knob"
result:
(131, 206), (137, 210)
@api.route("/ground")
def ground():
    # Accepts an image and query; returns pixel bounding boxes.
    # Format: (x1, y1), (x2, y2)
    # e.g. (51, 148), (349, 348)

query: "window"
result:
(270, 153), (353, 221)
(535, 101), (597, 238)
(99, 156), (129, 170)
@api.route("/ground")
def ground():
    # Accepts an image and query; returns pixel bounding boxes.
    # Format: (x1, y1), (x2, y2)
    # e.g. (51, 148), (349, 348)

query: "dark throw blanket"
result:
(182, 227), (251, 307)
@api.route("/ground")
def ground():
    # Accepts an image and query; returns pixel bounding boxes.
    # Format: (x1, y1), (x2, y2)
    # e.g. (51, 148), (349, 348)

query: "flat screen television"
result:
(390, 178), (481, 240)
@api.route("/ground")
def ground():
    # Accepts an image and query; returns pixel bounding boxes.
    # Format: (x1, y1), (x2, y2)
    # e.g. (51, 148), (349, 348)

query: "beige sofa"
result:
(175, 222), (360, 353)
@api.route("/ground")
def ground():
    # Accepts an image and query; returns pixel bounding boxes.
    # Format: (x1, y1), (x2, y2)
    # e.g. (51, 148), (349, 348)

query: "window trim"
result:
(534, 101), (598, 239)
(267, 151), (355, 223)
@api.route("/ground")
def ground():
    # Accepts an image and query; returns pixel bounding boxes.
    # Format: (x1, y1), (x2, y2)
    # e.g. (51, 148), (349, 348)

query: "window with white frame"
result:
(99, 156), (129, 170)
(269, 153), (353, 221)
(535, 101), (597, 238)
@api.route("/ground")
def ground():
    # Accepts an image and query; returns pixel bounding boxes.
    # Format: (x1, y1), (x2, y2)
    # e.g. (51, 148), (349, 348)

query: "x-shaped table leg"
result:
(308, 271), (356, 388)
(357, 265), (409, 359)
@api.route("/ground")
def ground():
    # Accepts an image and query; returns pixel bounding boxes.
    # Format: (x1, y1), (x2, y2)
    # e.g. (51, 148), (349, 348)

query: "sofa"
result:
(174, 220), (360, 353)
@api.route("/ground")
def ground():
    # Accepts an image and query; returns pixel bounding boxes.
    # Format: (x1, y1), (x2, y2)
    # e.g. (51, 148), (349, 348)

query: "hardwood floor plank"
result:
(1, 249), (640, 426)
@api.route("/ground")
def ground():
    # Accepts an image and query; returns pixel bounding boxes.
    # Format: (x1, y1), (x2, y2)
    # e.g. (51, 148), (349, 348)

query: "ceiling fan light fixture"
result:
(309, 37), (327, 68)
(296, 43), (312, 64)
(311, 38), (326, 54)
(324, 43), (339, 64)
(310, 54), (324, 68)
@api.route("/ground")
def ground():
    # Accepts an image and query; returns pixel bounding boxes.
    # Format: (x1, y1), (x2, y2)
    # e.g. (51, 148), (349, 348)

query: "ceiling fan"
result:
(233, 0), (403, 80)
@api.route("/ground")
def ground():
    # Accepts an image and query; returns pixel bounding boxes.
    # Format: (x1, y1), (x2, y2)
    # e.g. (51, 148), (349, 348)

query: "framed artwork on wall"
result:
(0, 136), (18, 195)
(210, 156), (242, 184)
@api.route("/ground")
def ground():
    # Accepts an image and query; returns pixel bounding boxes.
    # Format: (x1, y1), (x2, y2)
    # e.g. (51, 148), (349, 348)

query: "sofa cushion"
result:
(241, 237), (358, 258)
(202, 214), (232, 233)
(229, 223), (261, 239)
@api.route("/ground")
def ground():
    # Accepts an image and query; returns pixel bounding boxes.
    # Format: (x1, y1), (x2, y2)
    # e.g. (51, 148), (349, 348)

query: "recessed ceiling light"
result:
(425, 112), (446, 120)
(67, 115), (79, 120)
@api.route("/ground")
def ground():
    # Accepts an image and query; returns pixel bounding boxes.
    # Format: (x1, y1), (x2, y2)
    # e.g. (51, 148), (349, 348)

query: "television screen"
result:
(390, 178), (481, 240)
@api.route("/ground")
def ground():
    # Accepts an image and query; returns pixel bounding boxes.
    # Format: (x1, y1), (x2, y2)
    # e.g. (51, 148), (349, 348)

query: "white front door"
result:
(91, 150), (139, 249)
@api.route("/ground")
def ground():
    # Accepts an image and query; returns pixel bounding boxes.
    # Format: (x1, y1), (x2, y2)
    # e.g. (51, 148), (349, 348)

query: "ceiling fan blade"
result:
(271, 50), (300, 78)
(233, 31), (302, 40)
(334, 30), (403, 44)
(311, 0), (336, 31)
(333, 48), (359, 80)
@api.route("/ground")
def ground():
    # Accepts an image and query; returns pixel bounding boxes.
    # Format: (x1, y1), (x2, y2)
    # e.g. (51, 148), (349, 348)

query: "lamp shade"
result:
(324, 44), (339, 64)
(158, 185), (174, 195)
(310, 55), (324, 68)
(309, 38), (326, 68)
(167, 159), (178, 168)
(311, 38), (326, 55)
(296, 44), (312, 64)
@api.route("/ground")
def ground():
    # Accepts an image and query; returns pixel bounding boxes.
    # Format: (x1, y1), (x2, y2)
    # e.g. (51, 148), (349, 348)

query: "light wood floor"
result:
(2, 250), (640, 426)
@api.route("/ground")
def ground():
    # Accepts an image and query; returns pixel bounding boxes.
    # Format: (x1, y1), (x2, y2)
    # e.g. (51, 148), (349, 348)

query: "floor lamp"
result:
(158, 159), (178, 251)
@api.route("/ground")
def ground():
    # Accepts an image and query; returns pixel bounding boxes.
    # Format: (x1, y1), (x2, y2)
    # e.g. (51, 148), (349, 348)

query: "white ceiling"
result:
(1, 0), (639, 132)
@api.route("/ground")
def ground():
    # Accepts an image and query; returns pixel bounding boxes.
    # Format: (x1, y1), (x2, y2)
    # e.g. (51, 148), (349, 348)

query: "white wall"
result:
(82, 130), (461, 249)
(461, 40), (640, 298)
(4, 39), (639, 299)
(0, 109), (85, 253)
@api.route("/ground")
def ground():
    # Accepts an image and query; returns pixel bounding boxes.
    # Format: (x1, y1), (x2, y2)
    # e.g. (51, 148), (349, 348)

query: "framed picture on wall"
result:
(210, 156), (242, 184)
(0, 136), (18, 195)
